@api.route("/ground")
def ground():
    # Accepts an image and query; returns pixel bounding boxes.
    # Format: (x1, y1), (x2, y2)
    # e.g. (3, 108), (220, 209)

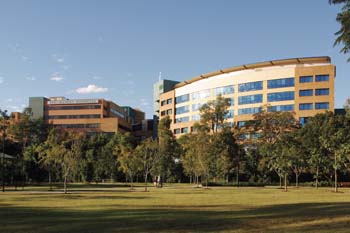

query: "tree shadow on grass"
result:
(1, 202), (350, 233)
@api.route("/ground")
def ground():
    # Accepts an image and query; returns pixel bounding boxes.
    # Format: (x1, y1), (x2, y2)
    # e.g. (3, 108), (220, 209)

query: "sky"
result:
(0, 0), (348, 118)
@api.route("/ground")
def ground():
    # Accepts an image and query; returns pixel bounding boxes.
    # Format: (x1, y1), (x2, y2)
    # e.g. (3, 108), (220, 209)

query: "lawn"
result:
(1, 184), (350, 233)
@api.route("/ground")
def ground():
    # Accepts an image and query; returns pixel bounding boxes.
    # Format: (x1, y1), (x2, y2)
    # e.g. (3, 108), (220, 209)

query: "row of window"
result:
(47, 105), (101, 110)
(161, 109), (172, 116)
(47, 114), (101, 120)
(161, 98), (173, 106)
(299, 88), (329, 97)
(300, 75), (329, 83)
(55, 123), (100, 129)
(238, 91), (295, 105)
(174, 127), (189, 134)
(299, 102), (329, 110)
(174, 75), (330, 104)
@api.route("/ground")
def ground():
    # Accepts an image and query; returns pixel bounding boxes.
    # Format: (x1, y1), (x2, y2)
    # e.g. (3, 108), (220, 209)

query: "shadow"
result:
(1, 202), (350, 232)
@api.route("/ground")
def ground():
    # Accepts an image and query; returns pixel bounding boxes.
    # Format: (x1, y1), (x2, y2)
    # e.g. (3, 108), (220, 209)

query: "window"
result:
(227, 98), (234, 106)
(214, 85), (234, 96)
(225, 110), (234, 119)
(48, 114), (101, 119)
(238, 94), (263, 105)
(161, 111), (166, 116)
(238, 81), (263, 92)
(192, 89), (211, 100)
(299, 117), (310, 126)
(175, 105), (189, 115)
(299, 103), (313, 110)
(174, 129), (180, 134)
(192, 115), (201, 121)
(238, 107), (262, 115)
(237, 121), (246, 128)
(268, 77), (294, 89)
(315, 102), (329, 110)
(166, 109), (172, 115)
(315, 88), (329, 96)
(192, 103), (203, 112)
(268, 105), (294, 112)
(167, 98), (172, 104)
(181, 127), (189, 133)
(299, 76), (313, 83)
(267, 91), (294, 102)
(175, 116), (189, 123)
(299, 89), (313, 97)
(48, 105), (101, 110)
(161, 100), (167, 106)
(175, 94), (189, 104)
(315, 74), (329, 82)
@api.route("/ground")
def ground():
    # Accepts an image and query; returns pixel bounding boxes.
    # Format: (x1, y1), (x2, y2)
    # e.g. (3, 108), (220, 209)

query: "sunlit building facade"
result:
(158, 57), (335, 137)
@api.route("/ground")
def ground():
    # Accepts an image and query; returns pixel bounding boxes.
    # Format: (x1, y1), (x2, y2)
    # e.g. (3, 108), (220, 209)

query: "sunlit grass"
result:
(1, 184), (350, 232)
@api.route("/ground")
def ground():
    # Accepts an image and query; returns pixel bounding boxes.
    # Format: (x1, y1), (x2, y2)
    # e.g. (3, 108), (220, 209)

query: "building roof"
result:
(174, 56), (331, 89)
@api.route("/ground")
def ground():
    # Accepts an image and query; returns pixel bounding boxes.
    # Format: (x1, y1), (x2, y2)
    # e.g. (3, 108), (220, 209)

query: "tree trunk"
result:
(279, 175), (282, 188)
(64, 175), (67, 194)
(284, 173), (288, 192)
(1, 156), (4, 192)
(130, 175), (133, 190)
(315, 165), (319, 189)
(334, 168), (338, 193)
(49, 170), (52, 191)
(295, 172), (299, 188)
(189, 175), (192, 184)
(196, 175), (199, 188)
(236, 165), (240, 188)
(144, 172), (148, 192)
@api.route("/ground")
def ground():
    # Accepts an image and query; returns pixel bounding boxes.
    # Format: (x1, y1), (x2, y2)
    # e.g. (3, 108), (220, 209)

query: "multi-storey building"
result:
(158, 57), (335, 137)
(29, 96), (145, 134)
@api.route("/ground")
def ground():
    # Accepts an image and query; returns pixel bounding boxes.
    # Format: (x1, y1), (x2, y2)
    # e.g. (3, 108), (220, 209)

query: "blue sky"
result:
(0, 0), (348, 118)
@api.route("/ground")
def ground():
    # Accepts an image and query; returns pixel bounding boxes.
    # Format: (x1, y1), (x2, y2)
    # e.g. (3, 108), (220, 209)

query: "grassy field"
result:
(1, 184), (350, 233)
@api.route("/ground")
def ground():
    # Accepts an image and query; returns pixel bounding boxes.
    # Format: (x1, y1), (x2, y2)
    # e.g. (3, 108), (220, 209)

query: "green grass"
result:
(1, 184), (350, 232)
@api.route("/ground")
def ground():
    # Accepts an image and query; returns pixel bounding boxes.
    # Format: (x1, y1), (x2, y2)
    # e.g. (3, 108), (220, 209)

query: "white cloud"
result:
(76, 84), (108, 94)
(57, 58), (64, 63)
(92, 76), (102, 80)
(0, 77), (4, 84)
(26, 76), (36, 81)
(50, 75), (64, 82)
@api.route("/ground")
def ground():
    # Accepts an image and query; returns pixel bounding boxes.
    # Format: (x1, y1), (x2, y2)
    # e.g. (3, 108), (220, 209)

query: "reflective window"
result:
(56, 123), (100, 129)
(161, 100), (167, 106)
(238, 94), (263, 105)
(192, 115), (201, 121)
(299, 89), (313, 97)
(315, 88), (329, 96)
(315, 102), (329, 110)
(238, 81), (263, 92)
(166, 109), (172, 115)
(48, 114), (101, 119)
(192, 103), (203, 112)
(175, 94), (190, 104)
(267, 91), (294, 102)
(315, 75), (329, 82)
(175, 116), (189, 123)
(268, 77), (294, 89)
(174, 128), (181, 134)
(227, 98), (234, 106)
(225, 110), (234, 119)
(238, 107), (262, 115)
(299, 103), (313, 110)
(214, 85), (234, 96)
(299, 117), (310, 126)
(175, 105), (189, 115)
(192, 89), (211, 100)
(268, 105), (294, 112)
(48, 105), (101, 110)
(167, 98), (172, 104)
(237, 121), (246, 127)
(299, 76), (313, 83)
(181, 127), (189, 133)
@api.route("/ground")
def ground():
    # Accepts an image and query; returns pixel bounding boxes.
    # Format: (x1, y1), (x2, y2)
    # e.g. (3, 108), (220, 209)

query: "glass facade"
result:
(299, 89), (313, 97)
(238, 107), (262, 115)
(267, 78), (294, 89)
(225, 110), (234, 119)
(175, 116), (189, 123)
(175, 105), (189, 115)
(175, 94), (190, 104)
(299, 103), (313, 110)
(315, 88), (329, 96)
(192, 114), (200, 121)
(238, 94), (263, 105)
(267, 91), (294, 102)
(192, 103), (203, 112)
(315, 102), (329, 110)
(268, 105), (294, 112)
(315, 75), (329, 82)
(299, 76), (313, 83)
(238, 81), (263, 92)
(192, 89), (211, 100)
(214, 85), (234, 96)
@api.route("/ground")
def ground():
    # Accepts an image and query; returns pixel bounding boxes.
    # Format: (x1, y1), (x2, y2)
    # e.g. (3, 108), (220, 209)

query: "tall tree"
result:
(329, 0), (350, 61)
(0, 109), (9, 192)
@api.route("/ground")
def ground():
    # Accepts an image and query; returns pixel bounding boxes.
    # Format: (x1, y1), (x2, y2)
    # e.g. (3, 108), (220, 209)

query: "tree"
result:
(118, 148), (142, 190)
(136, 138), (158, 191)
(199, 95), (230, 134)
(0, 109), (9, 192)
(329, 0), (350, 61)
